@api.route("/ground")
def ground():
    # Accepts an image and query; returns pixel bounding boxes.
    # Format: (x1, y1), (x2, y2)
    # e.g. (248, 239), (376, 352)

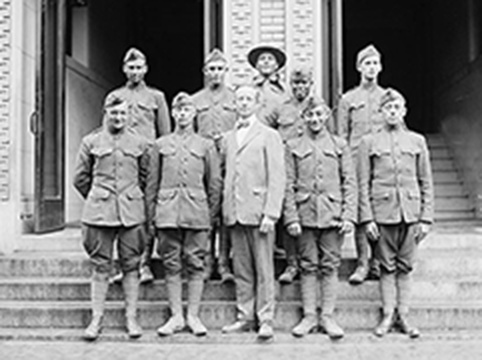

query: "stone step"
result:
(0, 300), (480, 331)
(2, 328), (482, 344)
(430, 148), (452, 160)
(0, 277), (480, 302)
(435, 210), (475, 220)
(435, 197), (473, 212)
(2, 248), (482, 279)
(431, 159), (456, 171)
(434, 184), (467, 197)
(433, 172), (461, 184)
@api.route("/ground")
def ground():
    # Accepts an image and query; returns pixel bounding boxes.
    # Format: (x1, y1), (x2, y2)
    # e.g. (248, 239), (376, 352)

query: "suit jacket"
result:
(221, 118), (286, 226)
(151, 131), (222, 229)
(73, 128), (152, 227)
(358, 127), (434, 225)
(283, 132), (357, 228)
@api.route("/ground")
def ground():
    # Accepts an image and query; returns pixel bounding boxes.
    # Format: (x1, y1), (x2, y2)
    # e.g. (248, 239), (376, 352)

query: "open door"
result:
(321, 0), (343, 107)
(33, 0), (66, 233)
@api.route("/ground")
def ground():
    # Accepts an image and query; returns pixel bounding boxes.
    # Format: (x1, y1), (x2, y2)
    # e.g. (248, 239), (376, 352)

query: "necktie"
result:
(237, 120), (249, 129)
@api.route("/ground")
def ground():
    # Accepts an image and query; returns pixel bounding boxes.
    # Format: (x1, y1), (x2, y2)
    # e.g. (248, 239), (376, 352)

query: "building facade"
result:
(0, 0), (481, 253)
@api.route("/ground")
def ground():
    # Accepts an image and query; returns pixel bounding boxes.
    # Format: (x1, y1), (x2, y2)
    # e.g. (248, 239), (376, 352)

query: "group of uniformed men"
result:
(73, 43), (434, 342)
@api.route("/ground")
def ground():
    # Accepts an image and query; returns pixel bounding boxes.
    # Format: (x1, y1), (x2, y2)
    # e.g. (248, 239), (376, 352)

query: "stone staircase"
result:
(0, 133), (481, 341)
(428, 134), (476, 221)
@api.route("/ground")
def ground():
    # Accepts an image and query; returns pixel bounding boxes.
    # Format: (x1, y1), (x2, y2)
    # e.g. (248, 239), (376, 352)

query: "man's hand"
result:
(415, 222), (431, 244)
(365, 221), (380, 241)
(260, 215), (276, 234)
(287, 222), (302, 237)
(337, 220), (354, 234)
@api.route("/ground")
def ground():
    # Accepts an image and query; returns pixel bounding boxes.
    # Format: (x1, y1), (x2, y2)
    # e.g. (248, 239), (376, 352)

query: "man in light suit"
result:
(220, 84), (286, 340)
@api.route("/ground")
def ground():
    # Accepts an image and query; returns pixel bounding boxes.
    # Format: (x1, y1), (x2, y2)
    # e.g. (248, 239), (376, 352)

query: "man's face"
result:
(123, 59), (147, 84)
(381, 99), (406, 127)
(304, 105), (331, 134)
(291, 77), (312, 101)
(204, 60), (228, 87)
(358, 55), (382, 81)
(172, 104), (196, 129)
(256, 52), (279, 76)
(235, 86), (258, 118)
(105, 102), (128, 132)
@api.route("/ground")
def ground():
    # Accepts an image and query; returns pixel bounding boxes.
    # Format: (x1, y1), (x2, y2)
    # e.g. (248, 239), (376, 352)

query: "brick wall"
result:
(0, 0), (11, 201)
(225, 0), (321, 93)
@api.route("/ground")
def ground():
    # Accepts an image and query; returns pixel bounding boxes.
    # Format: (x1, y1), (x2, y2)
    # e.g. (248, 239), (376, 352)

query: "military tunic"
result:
(105, 82), (171, 141)
(192, 85), (237, 143)
(152, 131), (222, 276)
(268, 96), (312, 142)
(73, 128), (152, 273)
(284, 132), (357, 274)
(358, 127), (434, 273)
(337, 83), (385, 153)
(254, 74), (289, 126)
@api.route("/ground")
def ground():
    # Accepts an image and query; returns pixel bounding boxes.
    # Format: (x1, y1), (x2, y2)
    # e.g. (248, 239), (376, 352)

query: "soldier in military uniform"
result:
(192, 49), (237, 282)
(284, 97), (356, 339)
(248, 45), (289, 126)
(220, 84), (285, 340)
(73, 97), (154, 340)
(106, 47), (171, 284)
(337, 44), (386, 285)
(358, 89), (433, 338)
(266, 65), (317, 284)
(154, 93), (222, 336)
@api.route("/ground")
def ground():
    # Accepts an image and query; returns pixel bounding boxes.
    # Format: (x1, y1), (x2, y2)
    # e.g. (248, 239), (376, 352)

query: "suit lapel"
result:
(237, 120), (262, 154)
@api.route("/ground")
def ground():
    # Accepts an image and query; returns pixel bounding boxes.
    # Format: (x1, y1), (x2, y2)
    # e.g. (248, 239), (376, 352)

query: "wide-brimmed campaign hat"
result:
(247, 45), (286, 69)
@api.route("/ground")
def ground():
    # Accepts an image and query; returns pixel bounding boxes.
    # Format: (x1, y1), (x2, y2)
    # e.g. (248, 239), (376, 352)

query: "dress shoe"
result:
(157, 314), (185, 336)
(374, 312), (394, 337)
(348, 265), (369, 285)
(319, 315), (344, 340)
(126, 316), (143, 339)
(278, 265), (298, 284)
(83, 316), (103, 341)
(221, 320), (254, 333)
(218, 267), (235, 284)
(292, 315), (317, 337)
(187, 314), (207, 336)
(139, 266), (154, 284)
(257, 322), (274, 340)
(396, 313), (420, 338)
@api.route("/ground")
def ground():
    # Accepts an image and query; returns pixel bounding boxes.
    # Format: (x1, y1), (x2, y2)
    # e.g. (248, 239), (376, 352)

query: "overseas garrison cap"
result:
(290, 65), (313, 81)
(302, 96), (330, 116)
(248, 44), (287, 69)
(103, 95), (126, 109)
(356, 44), (381, 67)
(172, 92), (194, 109)
(204, 48), (227, 65)
(379, 88), (406, 109)
(123, 47), (146, 63)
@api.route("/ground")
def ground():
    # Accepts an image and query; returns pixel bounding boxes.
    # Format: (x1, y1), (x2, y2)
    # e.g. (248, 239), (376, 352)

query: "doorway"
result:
(342, 0), (434, 133)
(36, 0), (214, 232)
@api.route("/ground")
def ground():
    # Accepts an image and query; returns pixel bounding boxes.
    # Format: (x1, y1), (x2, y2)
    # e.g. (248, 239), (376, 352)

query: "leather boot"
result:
(84, 272), (109, 341)
(319, 272), (344, 339)
(396, 272), (420, 338)
(348, 228), (369, 285)
(157, 274), (185, 336)
(374, 272), (396, 337)
(123, 271), (143, 338)
(186, 277), (207, 336)
(292, 274), (318, 337)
